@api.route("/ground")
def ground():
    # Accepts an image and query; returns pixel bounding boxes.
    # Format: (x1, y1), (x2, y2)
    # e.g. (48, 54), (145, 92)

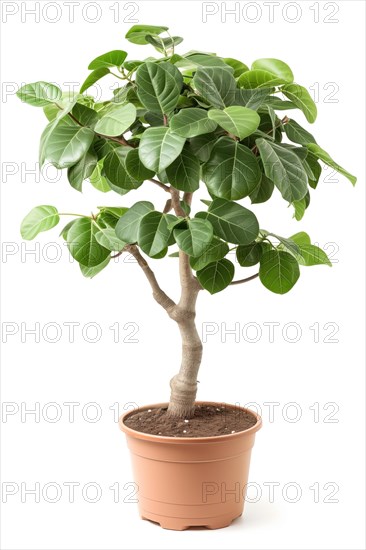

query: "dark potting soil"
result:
(124, 404), (257, 438)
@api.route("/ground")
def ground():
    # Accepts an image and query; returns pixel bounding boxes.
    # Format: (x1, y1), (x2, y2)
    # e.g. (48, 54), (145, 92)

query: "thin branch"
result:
(170, 187), (186, 217)
(149, 178), (171, 193)
(163, 198), (173, 213)
(182, 192), (193, 207)
(230, 273), (259, 286)
(125, 244), (176, 313)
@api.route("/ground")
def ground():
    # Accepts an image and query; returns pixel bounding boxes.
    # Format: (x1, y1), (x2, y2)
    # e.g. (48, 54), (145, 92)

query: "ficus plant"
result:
(18, 24), (356, 418)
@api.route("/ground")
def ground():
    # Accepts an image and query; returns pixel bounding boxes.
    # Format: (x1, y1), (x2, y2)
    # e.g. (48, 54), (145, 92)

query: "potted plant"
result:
(17, 24), (356, 530)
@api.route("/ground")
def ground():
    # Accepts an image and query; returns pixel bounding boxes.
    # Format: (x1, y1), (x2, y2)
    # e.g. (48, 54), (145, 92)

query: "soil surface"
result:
(124, 404), (257, 437)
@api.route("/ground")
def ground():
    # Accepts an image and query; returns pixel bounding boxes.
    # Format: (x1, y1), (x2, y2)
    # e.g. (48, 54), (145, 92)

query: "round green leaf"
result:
(192, 67), (237, 108)
(67, 149), (98, 192)
(80, 68), (110, 94)
(21, 205), (60, 240)
(139, 127), (186, 173)
(94, 103), (136, 137)
(67, 218), (110, 267)
(196, 198), (259, 245)
(95, 228), (126, 251)
(306, 143), (356, 185)
(17, 81), (62, 107)
(125, 148), (155, 181)
(170, 108), (217, 138)
(197, 259), (235, 294)
(165, 145), (200, 192)
(190, 237), (229, 271)
(104, 147), (142, 191)
(125, 25), (169, 45)
(174, 218), (214, 257)
(223, 58), (249, 78)
(136, 62), (183, 114)
(138, 211), (176, 257)
(238, 70), (289, 89)
(259, 250), (300, 294)
(43, 123), (94, 169)
(88, 50), (127, 70)
(236, 243), (263, 267)
(202, 137), (261, 200)
(255, 138), (308, 202)
(207, 106), (260, 140)
(251, 58), (294, 83)
(282, 84), (317, 123)
(115, 201), (154, 243)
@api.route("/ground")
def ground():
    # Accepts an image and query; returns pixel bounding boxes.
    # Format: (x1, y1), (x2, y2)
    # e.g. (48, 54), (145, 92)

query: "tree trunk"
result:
(167, 252), (203, 417)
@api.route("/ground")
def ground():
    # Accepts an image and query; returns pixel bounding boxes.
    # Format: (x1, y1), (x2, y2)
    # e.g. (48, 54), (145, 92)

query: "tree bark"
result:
(167, 252), (203, 417)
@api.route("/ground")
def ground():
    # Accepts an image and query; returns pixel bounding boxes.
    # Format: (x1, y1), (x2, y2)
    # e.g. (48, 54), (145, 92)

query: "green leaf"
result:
(80, 68), (110, 94)
(284, 119), (316, 145)
(125, 148), (155, 181)
(259, 250), (300, 294)
(289, 232), (311, 246)
(238, 70), (289, 89)
(139, 127), (186, 173)
(145, 34), (183, 53)
(165, 144), (200, 192)
(255, 138), (308, 202)
(196, 198), (259, 245)
(292, 198), (306, 221)
(188, 132), (218, 163)
(95, 228), (125, 251)
(236, 243), (263, 267)
(136, 61), (183, 114)
(72, 103), (99, 127)
(104, 147), (142, 192)
(197, 259), (235, 294)
(89, 160), (111, 193)
(138, 211), (176, 257)
(296, 244), (332, 267)
(94, 103), (136, 137)
(115, 201), (154, 243)
(223, 58), (249, 78)
(17, 81), (62, 107)
(174, 218), (213, 257)
(306, 143), (357, 185)
(192, 67), (237, 108)
(190, 237), (229, 271)
(207, 106), (260, 140)
(67, 149), (98, 192)
(170, 108), (217, 137)
(202, 137), (261, 200)
(88, 50), (127, 70)
(251, 58), (294, 83)
(234, 88), (272, 110)
(249, 174), (274, 204)
(181, 53), (233, 71)
(282, 84), (317, 123)
(80, 256), (110, 278)
(43, 123), (94, 169)
(67, 218), (110, 267)
(125, 24), (169, 45)
(21, 205), (60, 240)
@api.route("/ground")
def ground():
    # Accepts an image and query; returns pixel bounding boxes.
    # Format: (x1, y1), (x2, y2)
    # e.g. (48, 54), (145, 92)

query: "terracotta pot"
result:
(119, 401), (262, 530)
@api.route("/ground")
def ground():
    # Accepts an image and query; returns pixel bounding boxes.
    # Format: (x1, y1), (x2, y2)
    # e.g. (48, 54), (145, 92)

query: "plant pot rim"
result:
(119, 401), (262, 443)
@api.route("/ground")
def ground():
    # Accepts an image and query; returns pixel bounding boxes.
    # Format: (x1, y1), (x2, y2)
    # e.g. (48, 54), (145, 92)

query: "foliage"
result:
(17, 25), (356, 294)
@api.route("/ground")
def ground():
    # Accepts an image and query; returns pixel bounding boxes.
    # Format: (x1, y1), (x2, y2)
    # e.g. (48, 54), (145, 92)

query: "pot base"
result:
(141, 510), (241, 531)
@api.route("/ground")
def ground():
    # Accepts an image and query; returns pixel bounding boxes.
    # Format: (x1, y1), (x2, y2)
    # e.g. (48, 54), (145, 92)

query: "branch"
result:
(163, 198), (173, 213)
(170, 187), (186, 217)
(230, 273), (259, 286)
(182, 192), (193, 207)
(150, 178), (171, 193)
(125, 244), (176, 313)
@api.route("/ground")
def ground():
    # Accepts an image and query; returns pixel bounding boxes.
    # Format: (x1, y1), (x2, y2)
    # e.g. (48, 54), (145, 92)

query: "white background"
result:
(1, 1), (365, 549)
